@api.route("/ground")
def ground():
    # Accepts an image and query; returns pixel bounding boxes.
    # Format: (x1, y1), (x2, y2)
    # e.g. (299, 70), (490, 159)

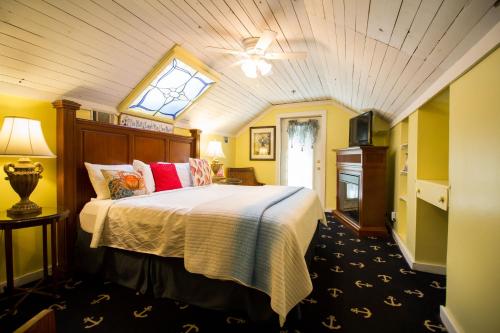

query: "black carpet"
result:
(0, 213), (447, 332)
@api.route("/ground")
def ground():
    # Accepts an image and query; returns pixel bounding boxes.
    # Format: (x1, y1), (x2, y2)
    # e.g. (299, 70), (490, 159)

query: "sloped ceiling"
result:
(0, 0), (498, 135)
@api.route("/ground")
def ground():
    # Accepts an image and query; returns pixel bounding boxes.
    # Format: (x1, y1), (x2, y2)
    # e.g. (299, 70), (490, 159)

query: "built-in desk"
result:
(416, 179), (449, 211)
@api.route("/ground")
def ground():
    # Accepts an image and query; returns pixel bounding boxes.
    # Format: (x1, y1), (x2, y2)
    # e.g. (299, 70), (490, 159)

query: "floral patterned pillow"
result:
(188, 158), (212, 186)
(101, 170), (147, 199)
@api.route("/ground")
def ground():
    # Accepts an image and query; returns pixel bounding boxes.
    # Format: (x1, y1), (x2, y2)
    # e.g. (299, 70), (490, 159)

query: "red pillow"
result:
(149, 163), (182, 192)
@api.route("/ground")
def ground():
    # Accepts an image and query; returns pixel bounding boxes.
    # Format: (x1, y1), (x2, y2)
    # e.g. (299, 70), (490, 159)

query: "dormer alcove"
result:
(392, 88), (449, 275)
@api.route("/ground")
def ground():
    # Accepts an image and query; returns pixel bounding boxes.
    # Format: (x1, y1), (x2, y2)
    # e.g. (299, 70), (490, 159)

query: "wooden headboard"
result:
(52, 100), (200, 274)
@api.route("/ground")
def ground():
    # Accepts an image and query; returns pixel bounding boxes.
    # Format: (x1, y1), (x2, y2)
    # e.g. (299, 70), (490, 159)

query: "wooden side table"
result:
(213, 177), (243, 185)
(0, 207), (69, 314)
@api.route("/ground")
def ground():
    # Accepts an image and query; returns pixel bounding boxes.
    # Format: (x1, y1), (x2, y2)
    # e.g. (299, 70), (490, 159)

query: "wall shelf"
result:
(391, 88), (449, 273)
(418, 179), (448, 187)
(392, 117), (409, 240)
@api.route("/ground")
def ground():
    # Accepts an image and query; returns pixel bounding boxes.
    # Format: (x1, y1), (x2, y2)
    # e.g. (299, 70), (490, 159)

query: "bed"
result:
(52, 99), (324, 325)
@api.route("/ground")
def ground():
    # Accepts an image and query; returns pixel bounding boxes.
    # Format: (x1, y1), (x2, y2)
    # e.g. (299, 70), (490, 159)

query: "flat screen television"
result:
(349, 111), (373, 147)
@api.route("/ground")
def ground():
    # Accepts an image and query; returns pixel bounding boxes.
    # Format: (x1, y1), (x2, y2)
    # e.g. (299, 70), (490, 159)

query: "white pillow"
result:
(174, 163), (193, 188)
(132, 160), (156, 193)
(84, 162), (134, 199)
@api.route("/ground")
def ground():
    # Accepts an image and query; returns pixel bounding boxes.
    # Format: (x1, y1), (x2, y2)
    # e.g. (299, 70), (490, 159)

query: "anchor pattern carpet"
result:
(0, 213), (447, 332)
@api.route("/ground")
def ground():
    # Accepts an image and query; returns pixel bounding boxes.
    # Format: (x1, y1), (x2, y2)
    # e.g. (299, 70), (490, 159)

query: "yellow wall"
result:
(416, 90), (449, 180)
(388, 48), (500, 331)
(389, 88), (450, 266)
(76, 109), (93, 120)
(388, 123), (400, 214)
(234, 102), (357, 209)
(446, 48), (500, 332)
(414, 91), (449, 265)
(392, 119), (409, 242)
(388, 122), (404, 238)
(200, 133), (236, 175)
(0, 95), (57, 284)
(173, 127), (191, 136)
(173, 128), (236, 174)
(406, 111), (419, 256)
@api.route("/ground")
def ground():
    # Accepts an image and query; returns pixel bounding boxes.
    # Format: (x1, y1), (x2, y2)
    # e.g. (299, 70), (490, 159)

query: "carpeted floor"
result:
(0, 213), (447, 332)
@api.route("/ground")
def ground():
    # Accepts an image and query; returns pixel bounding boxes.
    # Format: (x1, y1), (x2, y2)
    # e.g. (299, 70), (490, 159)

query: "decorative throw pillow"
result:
(133, 160), (156, 193)
(174, 163), (193, 187)
(85, 162), (134, 199)
(101, 170), (147, 200)
(150, 163), (182, 192)
(188, 158), (212, 186)
(133, 160), (193, 190)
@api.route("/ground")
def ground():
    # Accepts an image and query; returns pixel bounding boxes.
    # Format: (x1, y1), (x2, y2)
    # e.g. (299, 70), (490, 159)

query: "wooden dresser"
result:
(333, 146), (388, 236)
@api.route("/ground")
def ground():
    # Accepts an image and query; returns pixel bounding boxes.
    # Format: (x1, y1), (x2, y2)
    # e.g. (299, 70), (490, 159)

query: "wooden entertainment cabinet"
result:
(333, 146), (388, 236)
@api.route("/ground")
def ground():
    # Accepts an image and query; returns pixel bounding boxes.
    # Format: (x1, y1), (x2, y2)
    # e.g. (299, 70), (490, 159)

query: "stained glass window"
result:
(127, 58), (215, 120)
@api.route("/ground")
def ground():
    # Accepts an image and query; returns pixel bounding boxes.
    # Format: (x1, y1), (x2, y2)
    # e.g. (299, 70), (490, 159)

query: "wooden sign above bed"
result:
(52, 99), (200, 275)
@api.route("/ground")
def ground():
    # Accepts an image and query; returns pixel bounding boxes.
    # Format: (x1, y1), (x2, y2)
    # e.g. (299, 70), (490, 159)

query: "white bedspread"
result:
(84, 184), (325, 325)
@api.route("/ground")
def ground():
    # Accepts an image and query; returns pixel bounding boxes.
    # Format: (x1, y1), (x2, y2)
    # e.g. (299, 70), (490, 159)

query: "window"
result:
(119, 45), (218, 122)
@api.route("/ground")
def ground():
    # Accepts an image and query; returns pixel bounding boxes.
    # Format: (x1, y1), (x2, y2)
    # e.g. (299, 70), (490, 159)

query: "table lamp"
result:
(0, 117), (55, 216)
(206, 140), (225, 176)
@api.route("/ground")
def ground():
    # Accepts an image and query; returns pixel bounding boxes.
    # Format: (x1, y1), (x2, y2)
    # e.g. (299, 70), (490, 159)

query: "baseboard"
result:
(413, 261), (446, 275)
(325, 207), (334, 213)
(0, 266), (51, 292)
(391, 228), (415, 267)
(440, 306), (463, 333)
(390, 228), (446, 275)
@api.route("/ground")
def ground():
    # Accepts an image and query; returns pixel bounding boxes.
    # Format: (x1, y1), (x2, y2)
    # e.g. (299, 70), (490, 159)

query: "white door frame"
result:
(276, 110), (327, 207)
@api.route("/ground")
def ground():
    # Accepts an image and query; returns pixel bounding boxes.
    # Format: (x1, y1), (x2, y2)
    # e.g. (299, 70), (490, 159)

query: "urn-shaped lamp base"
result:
(4, 158), (44, 217)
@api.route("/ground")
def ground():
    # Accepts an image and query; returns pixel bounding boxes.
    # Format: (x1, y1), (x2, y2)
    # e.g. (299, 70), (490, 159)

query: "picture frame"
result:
(119, 113), (174, 133)
(249, 126), (276, 161)
(92, 110), (118, 125)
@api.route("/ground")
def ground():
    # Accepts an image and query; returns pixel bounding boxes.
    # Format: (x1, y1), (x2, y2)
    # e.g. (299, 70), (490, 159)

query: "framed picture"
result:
(92, 110), (118, 124)
(250, 126), (276, 161)
(119, 114), (174, 133)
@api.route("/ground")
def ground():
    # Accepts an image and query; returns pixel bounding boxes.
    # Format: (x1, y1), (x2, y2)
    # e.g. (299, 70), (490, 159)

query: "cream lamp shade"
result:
(206, 141), (225, 177)
(0, 117), (55, 157)
(206, 141), (225, 159)
(0, 117), (54, 216)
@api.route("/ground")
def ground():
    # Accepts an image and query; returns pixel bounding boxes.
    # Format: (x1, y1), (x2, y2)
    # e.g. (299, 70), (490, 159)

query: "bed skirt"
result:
(74, 222), (320, 322)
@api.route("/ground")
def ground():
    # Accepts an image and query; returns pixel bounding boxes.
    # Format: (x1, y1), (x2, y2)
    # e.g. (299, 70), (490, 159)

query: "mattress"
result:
(79, 184), (323, 256)
(79, 198), (112, 233)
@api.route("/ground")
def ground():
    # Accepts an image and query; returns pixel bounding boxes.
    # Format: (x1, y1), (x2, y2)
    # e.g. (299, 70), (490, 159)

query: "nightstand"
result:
(212, 177), (243, 185)
(0, 207), (69, 314)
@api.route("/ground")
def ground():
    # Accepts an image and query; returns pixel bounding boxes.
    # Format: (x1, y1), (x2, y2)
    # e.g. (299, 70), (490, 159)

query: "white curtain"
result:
(286, 139), (314, 189)
(281, 118), (320, 189)
(287, 119), (319, 150)
(346, 183), (358, 199)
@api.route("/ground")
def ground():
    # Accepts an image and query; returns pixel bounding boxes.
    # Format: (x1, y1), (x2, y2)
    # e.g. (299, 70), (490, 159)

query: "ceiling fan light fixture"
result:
(241, 59), (257, 78)
(241, 59), (272, 78)
(257, 59), (272, 76)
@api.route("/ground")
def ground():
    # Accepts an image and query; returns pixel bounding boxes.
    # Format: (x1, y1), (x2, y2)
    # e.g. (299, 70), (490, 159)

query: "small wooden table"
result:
(0, 207), (69, 314)
(213, 177), (243, 185)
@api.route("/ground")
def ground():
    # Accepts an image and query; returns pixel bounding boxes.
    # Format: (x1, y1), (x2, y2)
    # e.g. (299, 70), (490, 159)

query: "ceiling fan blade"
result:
(214, 60), (245, 73)
(264, 52), (308, 60)
(206, 46), (245, 56)
(255, 30), (277, 52)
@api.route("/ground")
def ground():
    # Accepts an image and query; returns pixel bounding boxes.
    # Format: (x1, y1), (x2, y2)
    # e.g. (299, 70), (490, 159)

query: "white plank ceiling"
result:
(0, 0), (498, 134)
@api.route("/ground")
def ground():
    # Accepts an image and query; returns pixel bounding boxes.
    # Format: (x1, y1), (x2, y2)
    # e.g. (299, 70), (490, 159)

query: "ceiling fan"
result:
(206, 30), (308, 78)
